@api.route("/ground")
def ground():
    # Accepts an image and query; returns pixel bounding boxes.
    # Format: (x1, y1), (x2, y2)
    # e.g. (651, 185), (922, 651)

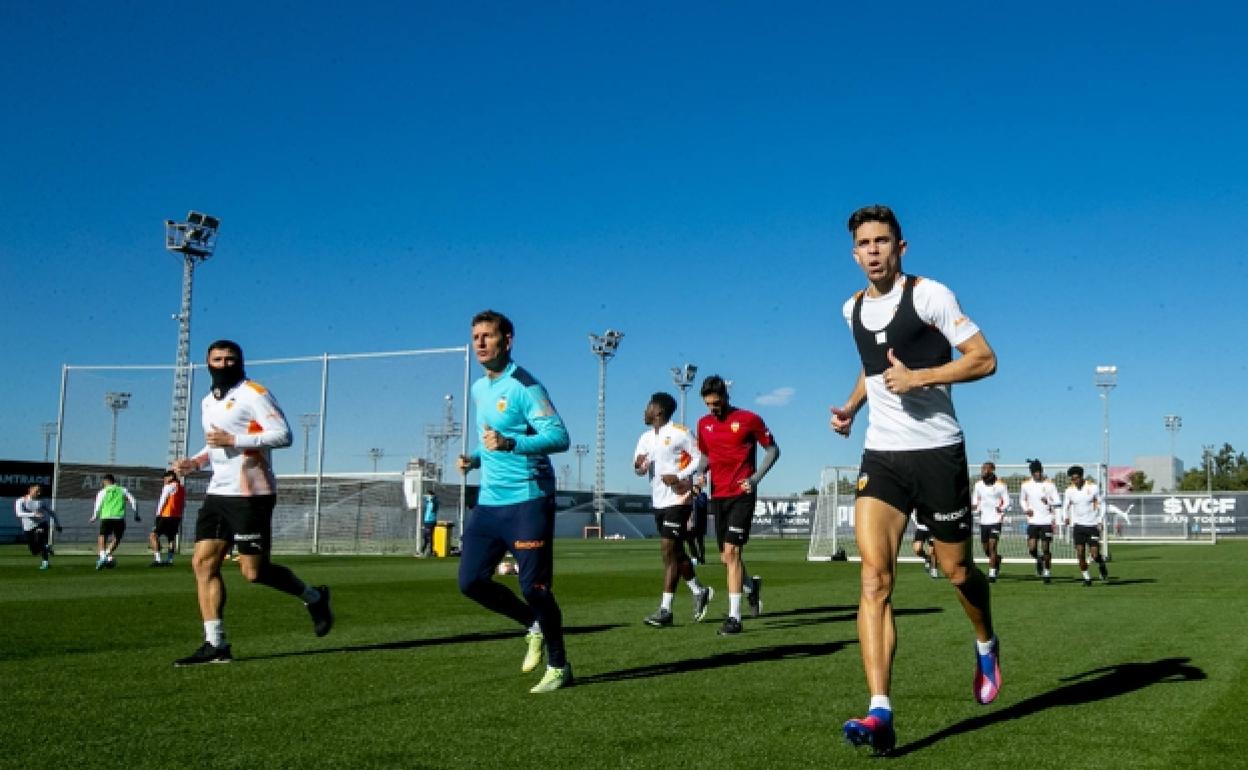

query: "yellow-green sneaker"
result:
(521, 630), (544, 673)
(529, 663), (573, 693)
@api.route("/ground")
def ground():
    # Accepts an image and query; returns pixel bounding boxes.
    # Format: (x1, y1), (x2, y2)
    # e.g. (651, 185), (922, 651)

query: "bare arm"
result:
(830, 369), (868, 436)
(882, 332), (997, 395)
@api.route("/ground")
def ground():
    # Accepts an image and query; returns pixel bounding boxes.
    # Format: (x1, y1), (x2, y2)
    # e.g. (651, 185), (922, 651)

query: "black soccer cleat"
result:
(307, 585), (334, 637)
(747, 576), (763, 618)
(717, 617), (743, 636)
(174, 642), (233, 667)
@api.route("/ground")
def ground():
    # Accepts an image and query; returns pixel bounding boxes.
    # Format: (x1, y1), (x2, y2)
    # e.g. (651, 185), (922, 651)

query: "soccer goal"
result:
(808, 463), (1112, 565)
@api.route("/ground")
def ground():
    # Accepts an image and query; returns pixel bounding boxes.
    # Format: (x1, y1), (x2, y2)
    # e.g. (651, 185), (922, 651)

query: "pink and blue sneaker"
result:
(974, 637), (1002, 704)
(843, 708), (896, 755)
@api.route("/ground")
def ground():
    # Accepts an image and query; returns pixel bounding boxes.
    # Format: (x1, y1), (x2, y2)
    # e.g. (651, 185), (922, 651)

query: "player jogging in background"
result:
(633, 391), (713, 627)
(456, 310), (573, 694)
(695, 374), (780, 636)
(972, 461), (1011, 582)
(910, 511), (938, 579)
(1063, 465), (1109, 586)
(172, 340), (333, 666)
(830, 204), (1001, 755)
(149, 470), (186, 566)
(90, 474), (139, 569)
(15, 484), (61, 570)
(1020, 459), (1060, 584)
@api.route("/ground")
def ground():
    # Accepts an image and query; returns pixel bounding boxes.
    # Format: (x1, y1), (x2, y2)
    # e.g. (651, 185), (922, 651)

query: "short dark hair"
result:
(1068, 465), (1084, 477)
(700, 375), (729, 399)
(847, 204), (903, 242)
(471, 310), (514, 338)
(1028, 459), (1043, 474)
(649, 392), (677, 420)
(102, 473), (116, 483)
(162, 470), (178, 482)
(206, 339), (244, 363)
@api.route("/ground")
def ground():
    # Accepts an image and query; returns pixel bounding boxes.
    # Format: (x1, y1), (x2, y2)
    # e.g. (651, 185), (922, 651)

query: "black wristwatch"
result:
(503, 436), (517, 452)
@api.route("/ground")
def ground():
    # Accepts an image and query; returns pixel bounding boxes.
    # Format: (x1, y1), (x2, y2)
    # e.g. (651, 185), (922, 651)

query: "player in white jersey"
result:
(1063, 465), (1109, 586)
(1019, 459), (1061, 583)
(171, 340), (333, 666)
(633, 392), (713, 626)
(830, 205), (1000, 755)
(971, 462), (1011, 582)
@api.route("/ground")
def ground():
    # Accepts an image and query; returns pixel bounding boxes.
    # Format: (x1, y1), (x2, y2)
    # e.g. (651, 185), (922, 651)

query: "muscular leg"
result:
(932, 538), (994, 643)
(721, 542), (744, 595)
(854, 498), (909, 698)
(192, 539), (229, 621)
(1076, 542), (1088, 572)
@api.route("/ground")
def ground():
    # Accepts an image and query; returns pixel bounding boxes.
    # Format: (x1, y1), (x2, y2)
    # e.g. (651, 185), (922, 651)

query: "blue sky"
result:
(2, 1), (1245, 494)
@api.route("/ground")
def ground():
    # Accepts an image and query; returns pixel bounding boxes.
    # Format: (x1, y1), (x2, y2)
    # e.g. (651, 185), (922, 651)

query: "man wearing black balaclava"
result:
(170, 340), (334, 666)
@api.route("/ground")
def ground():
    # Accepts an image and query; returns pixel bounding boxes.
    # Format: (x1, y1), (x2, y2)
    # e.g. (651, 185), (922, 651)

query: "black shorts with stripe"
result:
(194, 495), (276, 556)
(856, 443), (972, 543)
(711, 493), (756, 548)
(654, 505), (692, 541)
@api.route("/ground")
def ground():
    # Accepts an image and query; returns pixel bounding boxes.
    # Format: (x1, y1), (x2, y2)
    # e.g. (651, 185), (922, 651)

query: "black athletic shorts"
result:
(99, 518), (127, 539)
(1072, 524), (1101, 547)
(25, 524), (50, 556)
(980, 524), (1003, 543)
(194, 495), (276, 556)
(856, 444), (972, 543)
(1027, 524), (1054, 543)
(153, 517), (182, 539)
(654, 504), (692, 541)
(711, 493), (756, 548)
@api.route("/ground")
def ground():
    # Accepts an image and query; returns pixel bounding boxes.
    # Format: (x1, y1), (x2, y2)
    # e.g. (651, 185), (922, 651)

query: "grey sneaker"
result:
(692, 587), (714, 622)
(747, 576), (763, 617)
(644, 608), (674, 627)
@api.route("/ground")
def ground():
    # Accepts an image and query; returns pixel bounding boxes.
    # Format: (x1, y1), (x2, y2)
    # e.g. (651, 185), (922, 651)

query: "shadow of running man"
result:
(891, 657), (1206, 757)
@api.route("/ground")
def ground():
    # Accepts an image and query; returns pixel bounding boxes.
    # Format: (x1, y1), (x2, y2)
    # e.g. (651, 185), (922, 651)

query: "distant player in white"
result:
(971, 461), (1011, 582)
(909, 511), (938, 579)
(633, 392), (713, 626)
(1019, 459), (1060, 583)
(1063, 465), (1108, 586)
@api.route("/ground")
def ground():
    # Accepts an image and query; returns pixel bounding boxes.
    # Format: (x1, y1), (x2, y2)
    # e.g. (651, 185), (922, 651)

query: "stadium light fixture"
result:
(104, 391), (131, 465)
(1164, 414), (1182, 491)
(589, 330), (624, 535)
(670, 363), (698, 426)
(42, 421), (58, 462)
(368, 447), (385, 473)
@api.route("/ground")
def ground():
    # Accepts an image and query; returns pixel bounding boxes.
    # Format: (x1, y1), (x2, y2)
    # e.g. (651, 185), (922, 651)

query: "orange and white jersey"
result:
(1064, 482), (1101, 526)
(1019, 478), (1060, 525)
(156, 481), (186, 518)
(192, 379), (292, 497)
(972, 480), (1012, 525)
(634, 421), (701, 509)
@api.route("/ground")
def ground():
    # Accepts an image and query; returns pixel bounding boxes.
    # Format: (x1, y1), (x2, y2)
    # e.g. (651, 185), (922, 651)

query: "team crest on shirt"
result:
(730, 421), (740, 433)
(663, 437), (671, 446)
(225, 401), (235, 410)
(857, 473), (869, 491)
(496, 397), (508, 412)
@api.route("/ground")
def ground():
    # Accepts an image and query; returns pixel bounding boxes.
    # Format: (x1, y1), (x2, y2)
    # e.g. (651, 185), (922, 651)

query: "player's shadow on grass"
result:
(577, 639), (855, 685)
(240, 623), (624, 662)
(767, 606), (941, 631)
(890, 657), (1206, 757)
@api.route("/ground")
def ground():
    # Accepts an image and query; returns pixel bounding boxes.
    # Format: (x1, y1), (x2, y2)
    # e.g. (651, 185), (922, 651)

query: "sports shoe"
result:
(644, 608), (674, 627)
(973, 637), (1001, 704)
(149, 560), (163, 568)
(1099, 562), (1110, 581)
(1082, 577), (1092, 587)
(717, 617), (743, 636)
(692, 586), (714, 623)
(987, 572), (997, 584)
(39, 560), (49, 570)
(929, 564), (940, 579)
(1043, 574), (1052, 585)
(522, 630), (545, 673)
(747, 576), (763, 618)
(529, 663), (573, 693)
(843, 709), (896, 755)
(105, 558), (116, 569)
(306, 585), (333, 637)
(174, 642), (233, 667)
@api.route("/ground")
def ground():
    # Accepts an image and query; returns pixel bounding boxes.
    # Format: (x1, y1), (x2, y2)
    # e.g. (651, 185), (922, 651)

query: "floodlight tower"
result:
(1164, 414), (1182, 491)
(574, 444), (589, 490)
(589, 329), (624, 533)
(1094, 365), (1118, 494)
(42, 422), (58, 462)
(368, 447), (385, 473)
(164, 211), (220, 466)
(300, 413), (320, 474)
(671, 363), (698, 426)
(424, 394), (462, 481)
(104, 391), (131, 465)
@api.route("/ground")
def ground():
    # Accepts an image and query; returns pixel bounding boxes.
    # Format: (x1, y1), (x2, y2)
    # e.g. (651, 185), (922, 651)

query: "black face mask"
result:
(982, 473), (996, 484)
(209, 364), (246, 400)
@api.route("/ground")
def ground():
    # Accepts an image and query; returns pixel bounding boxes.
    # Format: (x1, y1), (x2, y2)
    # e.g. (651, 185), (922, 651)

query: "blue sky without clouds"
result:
(2, 1), (1245, 494)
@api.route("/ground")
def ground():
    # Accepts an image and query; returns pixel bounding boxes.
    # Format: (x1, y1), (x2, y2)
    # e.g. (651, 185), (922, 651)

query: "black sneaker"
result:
(174, 642), (233, 667)
(307, 585), (333, 637)
(1082, 578), (1092, 587)
(717, 617), (743, 636)
(747, 576), (763, 618)
(644, 608), (674, 627)
(1043, 575), (1052, 585)
(1099, 563), (1110, 582)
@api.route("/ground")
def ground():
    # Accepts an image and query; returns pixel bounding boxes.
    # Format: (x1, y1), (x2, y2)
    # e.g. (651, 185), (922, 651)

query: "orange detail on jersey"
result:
(248, 419), (263, 434)
(246, 381), (268, 394)
(678, 450), (692, 470)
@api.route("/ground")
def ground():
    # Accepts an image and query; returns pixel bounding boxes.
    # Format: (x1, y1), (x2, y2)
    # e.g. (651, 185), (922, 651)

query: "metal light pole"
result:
(1203, 444), (1214, 496)
(300, 413), (320, 474)
(368, 447), (385, 473)
(41, 422), (58, 462)
(671, 363), (698, 425)
(1094, 365), (1118, 494)
(574, 444), (588, 490)
(1164, 414), (1182, 491)
(104, 391), (132, 465)
(987, 448), (1000, 464)
(588, 329), (624, 534)
(164, 211), (220, 467)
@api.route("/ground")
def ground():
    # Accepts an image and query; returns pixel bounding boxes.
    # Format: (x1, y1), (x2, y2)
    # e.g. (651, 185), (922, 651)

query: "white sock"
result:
(528, 621), (541, 635)
(204, 620), (225, 647)
(728, 593), (743, 619)
(660, 592), (674, 611)
(99, 550), (107, 560)
(686, 578), (703, 594)
(988, 568), (997, 577)
(1082, 570), (1090, 580)
(869, 695), (892, 712)
(153, 553), (162, 562)
(975, 636), (996, 655)
(300, 585), (321, 604)
(1043, 569), (1051, 576)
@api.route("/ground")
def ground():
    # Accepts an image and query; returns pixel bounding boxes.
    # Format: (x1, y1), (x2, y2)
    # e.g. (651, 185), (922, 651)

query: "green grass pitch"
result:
(2, 539), (1246, 770)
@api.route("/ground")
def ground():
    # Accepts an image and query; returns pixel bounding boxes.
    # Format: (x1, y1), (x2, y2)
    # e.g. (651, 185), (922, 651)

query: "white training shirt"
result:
(972, 480), (1012, 525)
(14, 496), (57, 531)
(842, 275), (981, 451)
(1064, 482), (1102, 526)
(634, 421), (701, 509)
(191, 379), (292, 497)
(1019, 478), (1061, 526)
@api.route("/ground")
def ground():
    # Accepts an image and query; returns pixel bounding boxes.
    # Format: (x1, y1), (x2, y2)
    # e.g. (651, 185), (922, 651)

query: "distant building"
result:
(1133, 455), (1183, 492)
